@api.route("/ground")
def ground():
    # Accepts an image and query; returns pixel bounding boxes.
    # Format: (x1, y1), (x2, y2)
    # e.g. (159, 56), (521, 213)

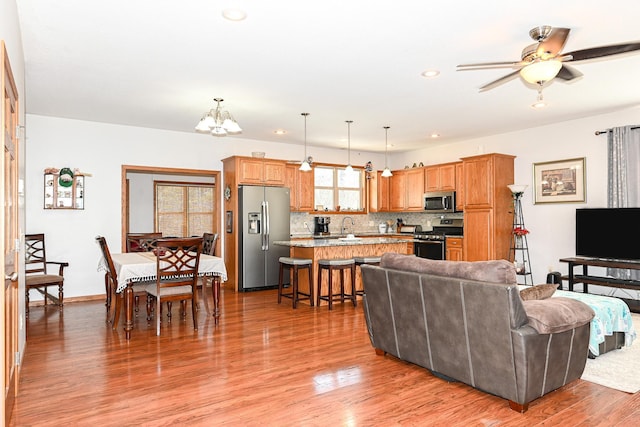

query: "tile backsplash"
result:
(290, 212), (463, 235)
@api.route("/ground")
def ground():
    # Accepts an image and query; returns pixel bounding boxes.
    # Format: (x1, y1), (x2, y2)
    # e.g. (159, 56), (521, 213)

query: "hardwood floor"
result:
(11, 289), (640, 426)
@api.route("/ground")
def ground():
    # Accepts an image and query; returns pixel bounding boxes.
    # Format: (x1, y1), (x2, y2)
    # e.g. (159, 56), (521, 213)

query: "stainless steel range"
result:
(413, 218), (463, 260)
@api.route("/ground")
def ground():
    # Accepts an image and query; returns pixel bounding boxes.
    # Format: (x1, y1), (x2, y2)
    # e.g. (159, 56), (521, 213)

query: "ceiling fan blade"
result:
(536, 27), (570, 58)
(478, 70), (521, 92)
(457, 61), (523, 70)
(564, 42), (640, 61)
(555, 64), (583, 81)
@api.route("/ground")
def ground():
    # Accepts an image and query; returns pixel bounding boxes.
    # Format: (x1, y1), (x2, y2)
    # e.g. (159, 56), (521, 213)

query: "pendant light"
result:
(299, 113), (312, 172)
(381, 126), (393, 177)
(345, 120), (353, 172)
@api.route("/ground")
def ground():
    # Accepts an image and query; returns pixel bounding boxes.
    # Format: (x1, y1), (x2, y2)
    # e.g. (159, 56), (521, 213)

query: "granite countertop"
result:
(274, 237), (411, 248)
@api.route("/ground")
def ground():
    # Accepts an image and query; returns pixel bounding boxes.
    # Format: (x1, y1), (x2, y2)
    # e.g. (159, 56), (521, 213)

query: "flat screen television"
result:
(575, 208), (640, 261)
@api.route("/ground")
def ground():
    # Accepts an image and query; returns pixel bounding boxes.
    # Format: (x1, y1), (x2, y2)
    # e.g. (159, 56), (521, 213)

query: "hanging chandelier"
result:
(381, 126), (393, 177)
(195, 98), (242, 137)
(299, 113), (312, 172)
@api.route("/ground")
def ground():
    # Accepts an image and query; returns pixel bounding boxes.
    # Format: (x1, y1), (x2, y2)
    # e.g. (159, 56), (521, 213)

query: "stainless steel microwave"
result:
(423, 191), (457, 213)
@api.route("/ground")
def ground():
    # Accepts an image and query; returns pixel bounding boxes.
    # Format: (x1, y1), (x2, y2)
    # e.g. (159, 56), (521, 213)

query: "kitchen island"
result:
(273, 237), (411, 306)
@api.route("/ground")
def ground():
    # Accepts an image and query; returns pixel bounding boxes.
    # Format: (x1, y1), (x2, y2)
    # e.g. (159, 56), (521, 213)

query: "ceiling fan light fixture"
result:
(531, 86), (548, 109)
(520, 60), (562, 84)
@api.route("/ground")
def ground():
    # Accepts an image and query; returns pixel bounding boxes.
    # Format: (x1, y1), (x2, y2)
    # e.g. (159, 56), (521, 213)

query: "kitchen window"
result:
(314, 166), (364, 211)
(155, 182), (215, 237)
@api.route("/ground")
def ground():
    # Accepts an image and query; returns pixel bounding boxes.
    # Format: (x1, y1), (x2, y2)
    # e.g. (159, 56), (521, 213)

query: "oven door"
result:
(414, 240), (445, 260)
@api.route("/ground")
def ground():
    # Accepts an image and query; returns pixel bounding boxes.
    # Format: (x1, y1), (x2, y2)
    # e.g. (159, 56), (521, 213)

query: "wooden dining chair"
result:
(96, 235), (150, 328)
(25, 233), (69, 316)
(202, 232), (218, 256)
(144, 237), (203, 336)
(125, 232), (163, 253)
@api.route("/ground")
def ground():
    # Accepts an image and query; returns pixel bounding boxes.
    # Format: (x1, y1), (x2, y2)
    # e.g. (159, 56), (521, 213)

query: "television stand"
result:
(559, 257), (640, 293)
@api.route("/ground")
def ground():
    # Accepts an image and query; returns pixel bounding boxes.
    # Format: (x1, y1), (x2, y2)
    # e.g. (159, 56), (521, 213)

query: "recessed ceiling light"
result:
(274, 129), (287, 135)
(531, 100), (547, 109)
(421, 69), (440, 78)
(430, 133), (440, 138)
(222, 8), (247, 21)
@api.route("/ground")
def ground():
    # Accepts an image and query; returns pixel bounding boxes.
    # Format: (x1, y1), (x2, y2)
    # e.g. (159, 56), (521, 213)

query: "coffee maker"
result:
(314, 216), (331, 236)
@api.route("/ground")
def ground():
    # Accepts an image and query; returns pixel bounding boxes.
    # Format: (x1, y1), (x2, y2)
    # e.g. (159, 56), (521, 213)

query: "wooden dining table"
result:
(98, 251), (227, 339)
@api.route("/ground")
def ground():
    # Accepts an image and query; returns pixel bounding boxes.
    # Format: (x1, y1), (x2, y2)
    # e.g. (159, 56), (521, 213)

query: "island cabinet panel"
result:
(289, 241), (409, 304)
(461, 153), (514, 262)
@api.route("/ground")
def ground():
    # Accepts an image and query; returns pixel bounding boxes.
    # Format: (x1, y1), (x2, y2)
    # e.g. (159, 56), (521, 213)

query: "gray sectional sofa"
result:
(361, 253), (595, 412)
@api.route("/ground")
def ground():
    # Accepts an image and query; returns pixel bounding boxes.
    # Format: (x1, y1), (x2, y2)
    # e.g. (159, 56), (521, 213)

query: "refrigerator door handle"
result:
(260, 201), (267, 250)
(264, 200), (270, 251)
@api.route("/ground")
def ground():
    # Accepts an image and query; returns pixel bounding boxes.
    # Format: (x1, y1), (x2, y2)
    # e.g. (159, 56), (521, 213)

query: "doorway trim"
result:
(121, 165), (220, 252)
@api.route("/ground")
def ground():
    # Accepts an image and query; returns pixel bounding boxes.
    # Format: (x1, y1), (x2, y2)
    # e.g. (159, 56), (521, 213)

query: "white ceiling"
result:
(16, 1), (640, 153)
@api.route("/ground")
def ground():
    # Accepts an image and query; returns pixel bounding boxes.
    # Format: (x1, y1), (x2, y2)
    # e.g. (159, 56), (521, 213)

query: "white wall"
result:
(24, 114), (385, 300)
(394, 105), (640, 298)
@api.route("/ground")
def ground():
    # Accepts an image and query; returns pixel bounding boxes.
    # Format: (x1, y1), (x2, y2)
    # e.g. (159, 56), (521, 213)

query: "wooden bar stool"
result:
(353, 256), (381, 297)
(316, 258), (356, 310)
(278, 257), (314, 308)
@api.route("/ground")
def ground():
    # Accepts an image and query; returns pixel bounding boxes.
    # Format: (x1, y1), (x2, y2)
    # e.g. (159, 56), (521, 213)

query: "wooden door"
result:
(2, 41), (19, 424)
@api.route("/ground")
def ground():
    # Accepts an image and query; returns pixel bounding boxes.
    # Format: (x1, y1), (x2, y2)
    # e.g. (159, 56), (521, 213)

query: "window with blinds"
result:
(155, 182), (215, 237)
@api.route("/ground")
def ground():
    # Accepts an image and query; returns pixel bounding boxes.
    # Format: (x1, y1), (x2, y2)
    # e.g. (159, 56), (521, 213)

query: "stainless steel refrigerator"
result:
(238, 185), (291, 291)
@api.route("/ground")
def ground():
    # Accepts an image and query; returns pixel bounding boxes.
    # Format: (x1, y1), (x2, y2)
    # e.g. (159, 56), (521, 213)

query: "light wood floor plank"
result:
(10, 289), (640, 426)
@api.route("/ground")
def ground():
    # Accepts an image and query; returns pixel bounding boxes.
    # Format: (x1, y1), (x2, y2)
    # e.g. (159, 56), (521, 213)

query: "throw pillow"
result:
(522, 297), (595, 334)
(520, 284), (557, 301)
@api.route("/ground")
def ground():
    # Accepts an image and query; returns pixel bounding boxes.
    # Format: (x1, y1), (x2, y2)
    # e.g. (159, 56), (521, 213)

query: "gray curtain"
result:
(607, 125), (640, 280)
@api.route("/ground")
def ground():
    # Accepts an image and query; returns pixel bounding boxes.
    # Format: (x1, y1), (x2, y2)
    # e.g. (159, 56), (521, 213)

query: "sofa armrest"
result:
(522, 297), (595, 334)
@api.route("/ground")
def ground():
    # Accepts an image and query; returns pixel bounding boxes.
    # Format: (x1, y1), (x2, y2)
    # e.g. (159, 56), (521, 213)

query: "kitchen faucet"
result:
(341, 216), (355, 234)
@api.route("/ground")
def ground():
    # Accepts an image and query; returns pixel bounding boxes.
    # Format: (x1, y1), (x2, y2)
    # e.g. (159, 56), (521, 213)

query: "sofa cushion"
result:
(379, 253), (517, 284)
(520, 284), (557, 301)
(522, 297), (595, 334)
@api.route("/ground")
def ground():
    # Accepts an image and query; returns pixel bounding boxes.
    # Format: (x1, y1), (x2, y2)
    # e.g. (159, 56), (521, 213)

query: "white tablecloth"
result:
(98, 252), (228, 293)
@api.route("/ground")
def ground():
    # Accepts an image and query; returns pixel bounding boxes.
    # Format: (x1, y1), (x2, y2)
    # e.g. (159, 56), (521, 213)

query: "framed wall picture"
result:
(533, 157), (586, 204)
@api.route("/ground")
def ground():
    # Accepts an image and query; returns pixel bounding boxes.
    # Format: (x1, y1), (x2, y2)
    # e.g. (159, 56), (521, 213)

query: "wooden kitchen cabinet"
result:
(368, 171), (390, 212)
(455, 162), (464, 212)
(446, 237), (463, 261)
(406, 168), (425, 211)
(285, 164), (314, 212)
(461, 153), (514, 262)
(236, 156), (286, 186)
(424, 163), (456, 192)
(389, 170), (407, 211)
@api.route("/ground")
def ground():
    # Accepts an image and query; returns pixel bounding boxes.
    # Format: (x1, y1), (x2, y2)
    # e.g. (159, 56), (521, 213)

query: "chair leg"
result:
(292, 265), (299, 309)
(58, 283), (64, 308)
(112, 294), (123, 330)
(328, 268), (334, 310)
(192, 296), (198, 331)
(104, 273), (111, 315)
(146, 294), (153, 321)
(316, 267), (323, 307)
(350, 264), (357, 307)
(277, 263), (284, 304)
(156, 297), (161, 336)
(308, 265), (314, 307)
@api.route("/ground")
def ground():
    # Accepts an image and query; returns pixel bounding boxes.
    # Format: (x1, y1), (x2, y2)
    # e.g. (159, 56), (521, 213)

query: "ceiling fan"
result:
(457, 25), (640, 92)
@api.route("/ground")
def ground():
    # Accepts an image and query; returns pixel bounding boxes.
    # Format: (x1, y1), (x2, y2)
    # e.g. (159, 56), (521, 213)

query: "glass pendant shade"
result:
(381, 168), (392, 177)
(520, 60), (562, 84)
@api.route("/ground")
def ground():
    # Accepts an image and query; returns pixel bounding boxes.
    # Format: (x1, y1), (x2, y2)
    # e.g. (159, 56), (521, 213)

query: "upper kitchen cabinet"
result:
(231, 156), (286, 186)
(424, 162), (457, 192)
(368, 171), (390, 212)
(461, 153), (514, 262)
(285, 164), (314, 212)
(389, 168), (424, 212)
(389, 170), (407, 211)
(405, 168), (425, 210)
